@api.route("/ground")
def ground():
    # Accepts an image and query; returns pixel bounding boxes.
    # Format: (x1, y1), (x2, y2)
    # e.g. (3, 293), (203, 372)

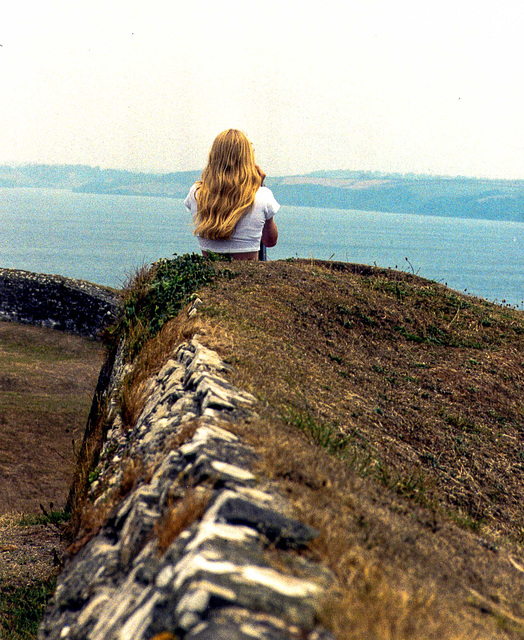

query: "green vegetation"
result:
(284, 407), (431, 508)
(16, 511), (70, 527)
(0, 577), (56, 639)
(284, 408), (351, 457)
(3, 163), (524, 221)
(109, 253), (223, 359)
(269, 173), (524, 222)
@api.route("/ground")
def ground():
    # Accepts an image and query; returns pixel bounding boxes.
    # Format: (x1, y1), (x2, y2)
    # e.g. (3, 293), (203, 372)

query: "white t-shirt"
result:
(184, 183), (280, 253)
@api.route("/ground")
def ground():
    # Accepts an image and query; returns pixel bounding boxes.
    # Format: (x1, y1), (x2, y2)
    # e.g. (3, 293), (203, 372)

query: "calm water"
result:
(1, 188), (523, 307)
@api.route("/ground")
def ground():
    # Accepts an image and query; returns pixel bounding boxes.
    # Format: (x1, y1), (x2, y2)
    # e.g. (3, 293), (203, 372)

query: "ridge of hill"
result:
(1, 257), (524, 638)
(194, 258), (524, 638)
(1, 163), (524, 221)
(68, 257), (524, 638)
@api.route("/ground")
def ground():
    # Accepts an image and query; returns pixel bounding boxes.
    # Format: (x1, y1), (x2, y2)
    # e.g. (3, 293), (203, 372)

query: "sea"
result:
(1, 187), (523, 308)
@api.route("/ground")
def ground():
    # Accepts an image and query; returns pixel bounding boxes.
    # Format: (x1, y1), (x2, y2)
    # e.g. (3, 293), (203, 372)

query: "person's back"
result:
(184, 129), (279, 260)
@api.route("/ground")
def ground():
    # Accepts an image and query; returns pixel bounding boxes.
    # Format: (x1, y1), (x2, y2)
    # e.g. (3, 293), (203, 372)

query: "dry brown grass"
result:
(164, 419), (201, 451)
(0, 321), (103, 514)
(194, 259), (524, 639)
(51, 258), (524, 638)
(67, 456), (147, 556)
(66, 499), (115, 557)
(201, 260), (524, 540)
(65, 393), (113, 544)
(0, 322), (103, 639)
(321, 582), (467, 640)
(118, 310), (201, 429)
(232, 410), (507, 639)
(155, 488), (211, 555)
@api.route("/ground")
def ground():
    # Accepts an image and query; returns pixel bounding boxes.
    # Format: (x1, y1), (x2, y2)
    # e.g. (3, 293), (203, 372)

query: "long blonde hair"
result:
(193, 129), (262, 240)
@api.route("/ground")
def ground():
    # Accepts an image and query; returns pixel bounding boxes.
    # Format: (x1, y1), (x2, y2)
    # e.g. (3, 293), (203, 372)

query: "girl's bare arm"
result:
(261, 218), (278, 247)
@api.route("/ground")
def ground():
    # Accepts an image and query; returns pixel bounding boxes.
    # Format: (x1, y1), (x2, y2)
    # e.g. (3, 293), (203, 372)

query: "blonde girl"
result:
(184, 129), (279, 260)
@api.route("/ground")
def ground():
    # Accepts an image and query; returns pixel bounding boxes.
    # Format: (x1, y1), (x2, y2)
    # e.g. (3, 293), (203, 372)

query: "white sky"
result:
(1, 0), (523, 178)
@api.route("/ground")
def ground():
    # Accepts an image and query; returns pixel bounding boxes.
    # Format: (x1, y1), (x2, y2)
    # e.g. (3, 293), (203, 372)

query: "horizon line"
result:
(1, 161), (524, 183)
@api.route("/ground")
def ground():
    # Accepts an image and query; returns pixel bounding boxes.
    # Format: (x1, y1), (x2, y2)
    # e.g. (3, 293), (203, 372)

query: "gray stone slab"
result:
(214, 493), (319, 548)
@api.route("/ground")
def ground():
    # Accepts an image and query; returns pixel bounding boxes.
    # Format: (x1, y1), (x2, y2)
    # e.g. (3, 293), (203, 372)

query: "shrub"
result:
(109, 253), (220, 360)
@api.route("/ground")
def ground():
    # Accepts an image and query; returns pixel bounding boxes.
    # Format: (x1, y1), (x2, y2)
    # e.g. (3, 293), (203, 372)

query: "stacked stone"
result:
(0, 268), (117, 338)
(39, 338), (335, 640)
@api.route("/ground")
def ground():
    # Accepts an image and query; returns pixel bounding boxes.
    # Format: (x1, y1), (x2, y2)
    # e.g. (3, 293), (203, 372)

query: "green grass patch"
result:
(447, 511), (484, 533)
(393, 323), (453, 346)
(0, 577), (56, 639)
(370, 279), (413, 301)
(0, 343), (84, 363)
(283, 408), (352, 457)
(375, 461), (430, 505)
(283, 407), (432, 507)
(442, 412), (485, 434)
(0, 327), (96, 364)
(16, 511), (70, 527)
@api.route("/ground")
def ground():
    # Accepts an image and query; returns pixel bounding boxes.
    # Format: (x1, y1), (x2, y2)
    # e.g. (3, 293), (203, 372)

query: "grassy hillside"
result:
(3, 257), (524, 638)
(0, 322), (103, 639)
(0, 322), (103, 513)
(193, 259), (524, 638)
(102, 255), (524, 638)
(200, 260), (524, 537)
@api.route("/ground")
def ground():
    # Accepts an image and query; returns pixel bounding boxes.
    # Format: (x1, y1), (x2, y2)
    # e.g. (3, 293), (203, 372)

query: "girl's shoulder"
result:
(255, 185), (280, 214)
(256, 185), (276, 199)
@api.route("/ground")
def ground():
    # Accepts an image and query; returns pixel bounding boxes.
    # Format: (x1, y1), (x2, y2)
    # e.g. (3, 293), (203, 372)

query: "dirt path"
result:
(0, 514), (62, 588)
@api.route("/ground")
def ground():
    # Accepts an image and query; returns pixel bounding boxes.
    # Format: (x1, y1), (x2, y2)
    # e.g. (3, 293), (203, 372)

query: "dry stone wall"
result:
(0, 268), (118, 338)
(39, 319), (336, 639)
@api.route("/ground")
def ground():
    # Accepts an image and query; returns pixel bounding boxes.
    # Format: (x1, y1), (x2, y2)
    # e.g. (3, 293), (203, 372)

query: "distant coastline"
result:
(1, 163), (524, 222)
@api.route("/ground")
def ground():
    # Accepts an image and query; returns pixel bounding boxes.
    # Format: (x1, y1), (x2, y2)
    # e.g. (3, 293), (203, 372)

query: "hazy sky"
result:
(1, 0), (523, 178)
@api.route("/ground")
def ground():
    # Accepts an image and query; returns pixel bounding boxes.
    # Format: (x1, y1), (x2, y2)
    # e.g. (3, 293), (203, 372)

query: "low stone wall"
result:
(39, 325), (335, 639)
(0, 268), (118, 338)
